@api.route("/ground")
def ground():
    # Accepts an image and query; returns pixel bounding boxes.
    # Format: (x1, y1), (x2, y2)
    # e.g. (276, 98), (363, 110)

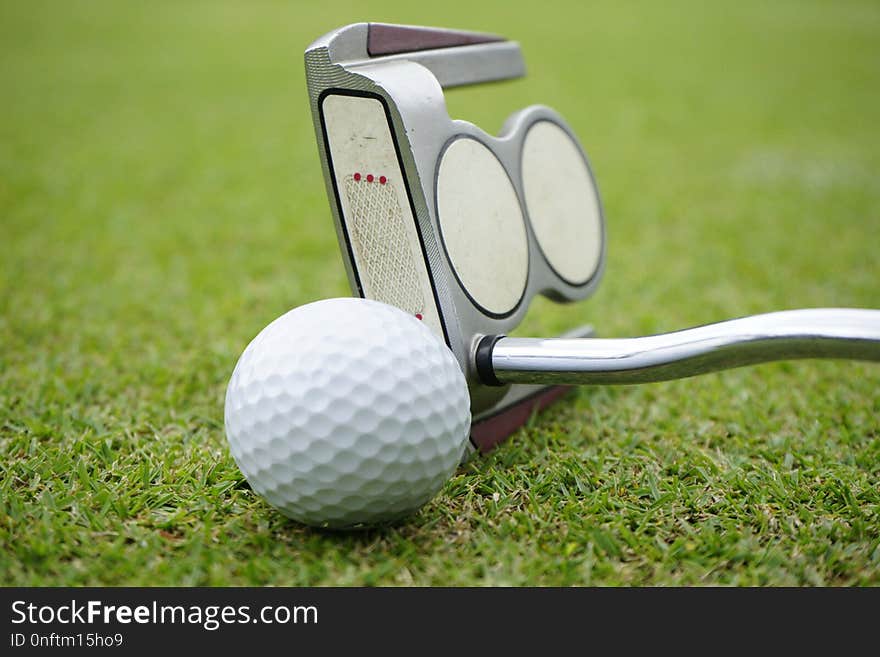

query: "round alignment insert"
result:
(436, 137), (528, 316)
(521, 121), (603, 285)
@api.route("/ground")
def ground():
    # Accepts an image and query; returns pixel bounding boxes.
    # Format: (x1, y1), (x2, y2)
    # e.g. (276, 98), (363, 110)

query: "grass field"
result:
(2, 0), (878, 586)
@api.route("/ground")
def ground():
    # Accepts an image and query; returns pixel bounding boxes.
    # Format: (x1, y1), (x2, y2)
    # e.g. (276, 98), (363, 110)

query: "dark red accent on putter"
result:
(470, 386), (573, 453)
(367, 23), (505, 57)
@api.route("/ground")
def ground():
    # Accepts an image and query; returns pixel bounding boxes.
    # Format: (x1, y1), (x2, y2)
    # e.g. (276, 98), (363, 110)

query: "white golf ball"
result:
(224, 297), (471, 528)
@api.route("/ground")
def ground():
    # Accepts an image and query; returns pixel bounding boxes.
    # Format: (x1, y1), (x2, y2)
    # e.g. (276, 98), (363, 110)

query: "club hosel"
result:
(476, 308), (880, 386)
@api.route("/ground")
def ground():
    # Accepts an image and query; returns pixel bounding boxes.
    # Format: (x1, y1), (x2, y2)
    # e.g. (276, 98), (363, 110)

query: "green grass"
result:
(2, 0), (879, 586)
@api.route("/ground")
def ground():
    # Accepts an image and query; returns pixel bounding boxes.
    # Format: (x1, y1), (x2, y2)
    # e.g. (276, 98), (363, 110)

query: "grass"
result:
(1, 0), (878, 586)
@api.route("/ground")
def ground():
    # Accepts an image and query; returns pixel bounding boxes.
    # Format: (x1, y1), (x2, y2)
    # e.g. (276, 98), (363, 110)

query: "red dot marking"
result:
(415, 313), (423, 320)
(379, 175), (387, 185)
(366, 174), (374, 183)
(353, 172), (361, 181)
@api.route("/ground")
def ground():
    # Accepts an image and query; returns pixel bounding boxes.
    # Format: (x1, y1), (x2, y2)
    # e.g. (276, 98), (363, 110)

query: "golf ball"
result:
(224, 297), (471, 528)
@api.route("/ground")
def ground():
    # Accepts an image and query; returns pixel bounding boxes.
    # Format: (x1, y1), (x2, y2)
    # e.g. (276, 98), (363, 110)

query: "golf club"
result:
(304, 22), (880, 455)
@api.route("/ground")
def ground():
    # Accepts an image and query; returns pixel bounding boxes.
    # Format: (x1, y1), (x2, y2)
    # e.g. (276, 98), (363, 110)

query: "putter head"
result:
(305, 23), (606, 450)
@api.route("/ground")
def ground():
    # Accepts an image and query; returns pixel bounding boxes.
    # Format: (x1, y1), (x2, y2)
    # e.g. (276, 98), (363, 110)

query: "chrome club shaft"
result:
(478, 309), (880, 386)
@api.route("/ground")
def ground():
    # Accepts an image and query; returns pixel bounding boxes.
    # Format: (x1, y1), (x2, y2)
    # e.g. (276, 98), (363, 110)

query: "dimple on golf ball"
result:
(224, 297), (471, 529)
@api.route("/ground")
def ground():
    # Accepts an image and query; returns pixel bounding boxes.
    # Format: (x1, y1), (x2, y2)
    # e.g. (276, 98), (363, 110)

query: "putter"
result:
(304, 23), (880, 454)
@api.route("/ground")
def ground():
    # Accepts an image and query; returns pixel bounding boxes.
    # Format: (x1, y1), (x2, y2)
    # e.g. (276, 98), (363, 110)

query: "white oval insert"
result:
(521, 121), (602, 285)
(436, 138), (529, 315)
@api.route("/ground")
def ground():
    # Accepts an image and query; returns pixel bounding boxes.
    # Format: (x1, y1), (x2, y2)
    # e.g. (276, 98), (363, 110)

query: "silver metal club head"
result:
(305, 23), (606, 450)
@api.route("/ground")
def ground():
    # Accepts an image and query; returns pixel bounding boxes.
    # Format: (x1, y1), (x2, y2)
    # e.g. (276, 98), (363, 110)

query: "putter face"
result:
(304, 23), (606, 446)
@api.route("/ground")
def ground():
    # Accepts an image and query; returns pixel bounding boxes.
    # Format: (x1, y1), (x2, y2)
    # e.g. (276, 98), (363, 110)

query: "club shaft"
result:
(484, 309), (880, 385)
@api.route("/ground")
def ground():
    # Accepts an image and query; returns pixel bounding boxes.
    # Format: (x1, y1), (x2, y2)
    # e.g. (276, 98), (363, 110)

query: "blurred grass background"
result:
(1, 0), (878, 585)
